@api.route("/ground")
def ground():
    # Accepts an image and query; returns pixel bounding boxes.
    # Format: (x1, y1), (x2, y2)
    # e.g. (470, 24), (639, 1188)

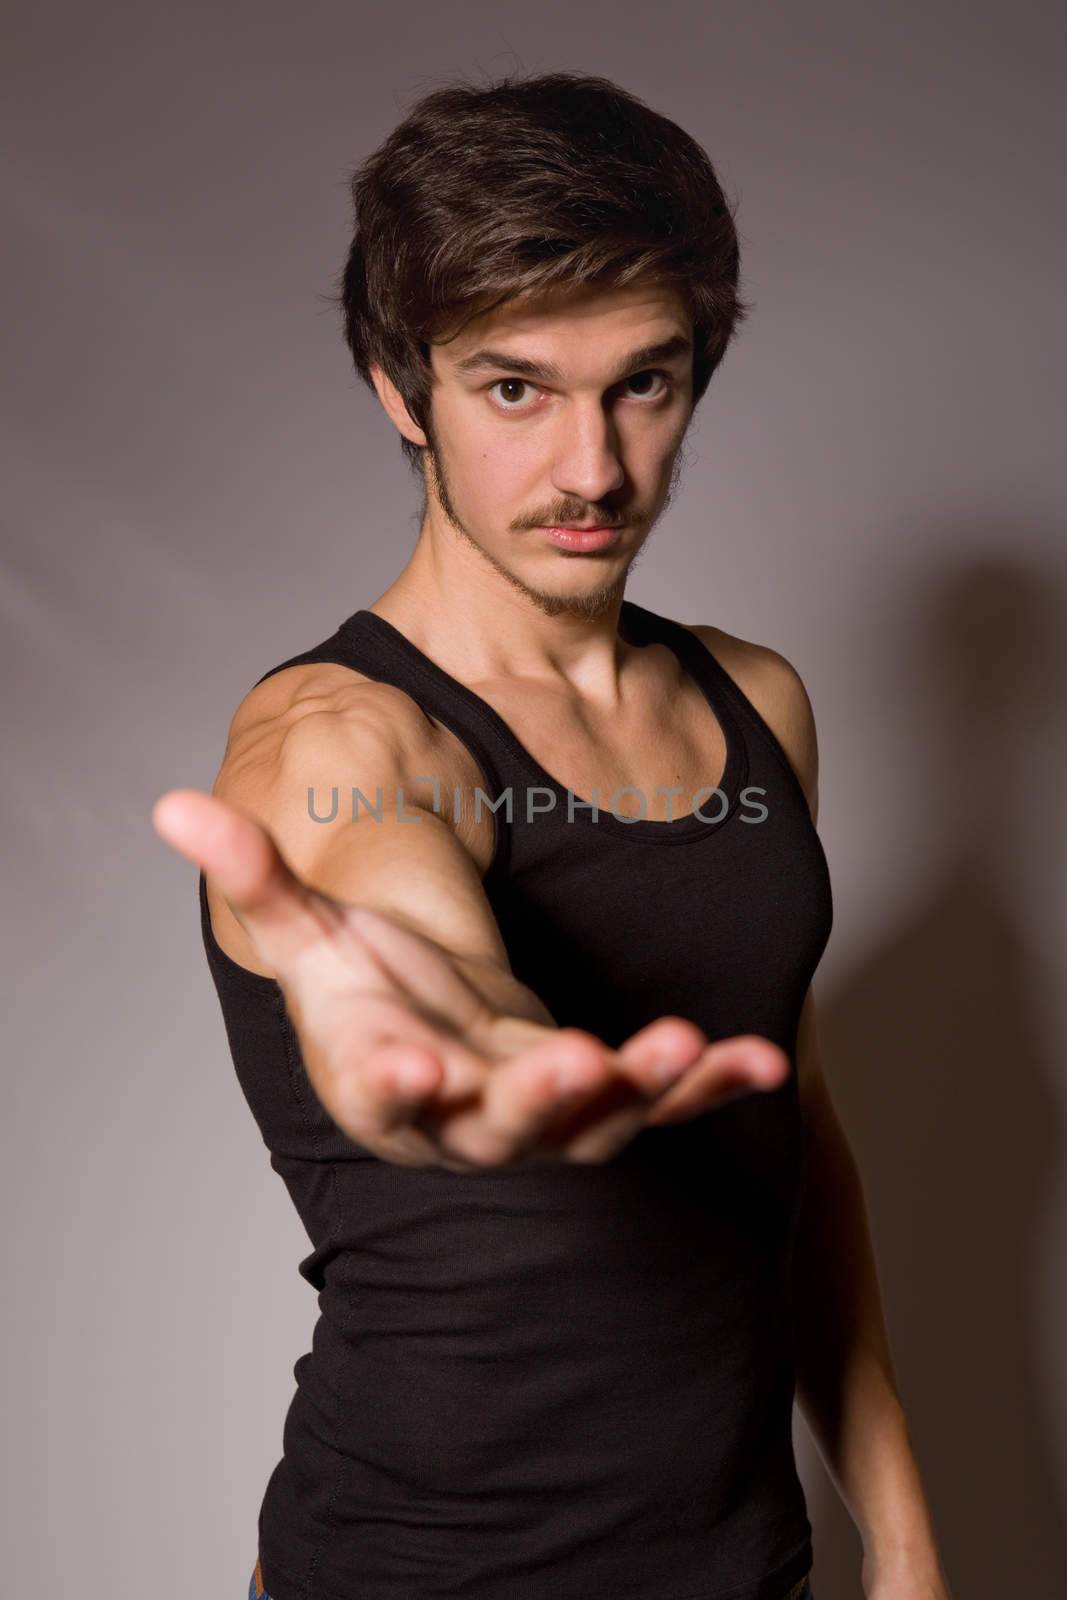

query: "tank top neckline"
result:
(341, 598), (749, 845)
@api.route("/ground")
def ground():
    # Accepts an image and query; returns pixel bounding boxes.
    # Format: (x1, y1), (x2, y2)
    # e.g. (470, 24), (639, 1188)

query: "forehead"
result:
(436, 279), (692, 377)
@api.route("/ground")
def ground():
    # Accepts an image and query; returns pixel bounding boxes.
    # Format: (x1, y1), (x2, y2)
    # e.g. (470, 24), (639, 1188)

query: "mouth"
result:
(539, 525), (625, 553)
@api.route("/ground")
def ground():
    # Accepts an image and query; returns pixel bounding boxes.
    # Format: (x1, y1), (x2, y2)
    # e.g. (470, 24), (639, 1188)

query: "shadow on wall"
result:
(797, 551), (1067, 1600)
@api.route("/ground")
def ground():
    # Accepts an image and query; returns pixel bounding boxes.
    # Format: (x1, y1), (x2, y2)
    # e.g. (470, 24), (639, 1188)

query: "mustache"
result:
(512, 509), (632, 530)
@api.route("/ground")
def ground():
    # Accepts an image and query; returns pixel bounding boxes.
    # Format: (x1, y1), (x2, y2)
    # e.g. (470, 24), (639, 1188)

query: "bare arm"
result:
(748, 645), (952, 1597)
(156, 665), (789, 1171)
(793, 988), (950, 1597)
(210, 666), (542, 1018)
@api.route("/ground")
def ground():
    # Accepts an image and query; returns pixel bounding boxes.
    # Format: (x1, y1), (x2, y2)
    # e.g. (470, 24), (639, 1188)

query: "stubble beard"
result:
(420, 431), (687, 621)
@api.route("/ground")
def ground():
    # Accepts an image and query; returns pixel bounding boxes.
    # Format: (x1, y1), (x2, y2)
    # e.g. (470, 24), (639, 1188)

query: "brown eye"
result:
(489, 379), (538, 409)
(623, 370), (669, 399)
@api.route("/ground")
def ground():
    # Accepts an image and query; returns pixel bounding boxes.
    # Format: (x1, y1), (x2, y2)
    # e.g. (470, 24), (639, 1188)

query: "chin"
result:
(524, 577), (628, 620)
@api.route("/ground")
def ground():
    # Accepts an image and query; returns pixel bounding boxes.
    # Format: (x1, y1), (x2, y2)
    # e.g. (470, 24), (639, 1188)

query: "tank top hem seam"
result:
(254, 1544), (812, 1600)
(657, 1535), (813, 1600)
(275, 1005), (352, 1598)
(199, 870), (282, 994)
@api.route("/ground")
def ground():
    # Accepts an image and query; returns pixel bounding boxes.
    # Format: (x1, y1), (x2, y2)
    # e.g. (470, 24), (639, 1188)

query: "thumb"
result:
(152, 788), (342, 976)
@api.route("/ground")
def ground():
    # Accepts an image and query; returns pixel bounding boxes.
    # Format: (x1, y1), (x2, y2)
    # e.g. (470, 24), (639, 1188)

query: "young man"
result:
(154, 73), (952, 1600)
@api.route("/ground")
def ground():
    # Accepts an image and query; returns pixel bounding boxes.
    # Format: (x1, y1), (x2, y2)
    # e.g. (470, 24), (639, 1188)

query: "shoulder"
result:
(209, 663), (467, 866)
(213, 658), (489, 853)
(214, 656), (500, 841)
(683, 621), (820, 825)
(218, 661), (438, 798)
(203, 663), (477, 978)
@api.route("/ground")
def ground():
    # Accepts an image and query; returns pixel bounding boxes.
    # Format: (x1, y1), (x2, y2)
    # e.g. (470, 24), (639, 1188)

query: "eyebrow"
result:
(451, 332), (693, 386)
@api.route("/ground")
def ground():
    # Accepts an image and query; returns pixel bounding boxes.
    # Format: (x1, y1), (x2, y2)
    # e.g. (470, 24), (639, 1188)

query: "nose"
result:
(549, 398), (626, 507)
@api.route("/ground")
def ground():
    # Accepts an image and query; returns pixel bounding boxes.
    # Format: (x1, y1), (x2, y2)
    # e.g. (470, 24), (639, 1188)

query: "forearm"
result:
(290, 791), (555, 1031)
(791, 1115), (940, 1566)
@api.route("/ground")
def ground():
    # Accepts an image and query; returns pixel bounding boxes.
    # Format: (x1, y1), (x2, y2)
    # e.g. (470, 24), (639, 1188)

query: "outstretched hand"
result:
(152, 789), (789, 1171)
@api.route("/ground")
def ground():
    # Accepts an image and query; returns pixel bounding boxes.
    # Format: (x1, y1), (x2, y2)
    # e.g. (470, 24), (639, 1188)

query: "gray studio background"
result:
(5, 3), (1065, 1596)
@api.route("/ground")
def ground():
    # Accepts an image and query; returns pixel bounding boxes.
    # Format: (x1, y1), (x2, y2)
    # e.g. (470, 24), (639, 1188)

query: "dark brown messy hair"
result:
(336, 71), (750, 473)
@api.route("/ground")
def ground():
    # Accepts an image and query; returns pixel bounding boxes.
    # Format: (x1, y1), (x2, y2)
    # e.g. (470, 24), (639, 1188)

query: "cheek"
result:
(465, 421), (550, 491)
(626, 413), (686, 480)
(442, 420), (542, 508)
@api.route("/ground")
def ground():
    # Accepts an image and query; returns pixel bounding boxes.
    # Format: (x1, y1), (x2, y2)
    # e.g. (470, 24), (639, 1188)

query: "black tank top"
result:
(198, 598), (833, 1600)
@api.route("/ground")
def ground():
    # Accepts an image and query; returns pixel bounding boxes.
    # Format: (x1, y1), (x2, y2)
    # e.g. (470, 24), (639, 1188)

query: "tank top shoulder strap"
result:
(619, 599), (811, 810)
(619, 597), (746, 713)
(249, 609), (513, 801)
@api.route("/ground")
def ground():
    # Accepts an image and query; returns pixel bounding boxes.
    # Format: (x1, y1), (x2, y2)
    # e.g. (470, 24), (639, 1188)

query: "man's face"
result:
(414, 280), (695, 618)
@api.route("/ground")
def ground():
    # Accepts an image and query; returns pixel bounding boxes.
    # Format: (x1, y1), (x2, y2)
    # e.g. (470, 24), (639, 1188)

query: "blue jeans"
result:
(248, 1560), (814, 1598)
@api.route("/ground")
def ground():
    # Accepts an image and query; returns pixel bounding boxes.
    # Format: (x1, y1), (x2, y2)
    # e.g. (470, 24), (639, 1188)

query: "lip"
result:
(539, 525), (624, 552)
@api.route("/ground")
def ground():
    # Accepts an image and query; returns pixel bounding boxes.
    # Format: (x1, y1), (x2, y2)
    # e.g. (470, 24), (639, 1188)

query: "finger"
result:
(643, 1035), (790, 1126)
(331, 1038), (445, 1137)
(554, 1100), (652, 1164)
(613, 1015), (709, 1094)
(553, 1034), (789, 1162)
(519, 1019), (710, 1164)
(153, 788), (349, 977)
(431, 1027), (614, 1167)
(472, 1020), (705, 1167)
(326, 1040), (495, 1172)
(289, 979), (491, 1122)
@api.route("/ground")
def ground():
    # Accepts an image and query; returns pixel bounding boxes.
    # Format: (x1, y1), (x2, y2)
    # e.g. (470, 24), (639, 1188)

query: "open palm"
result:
(153, 789), (789, 1171)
